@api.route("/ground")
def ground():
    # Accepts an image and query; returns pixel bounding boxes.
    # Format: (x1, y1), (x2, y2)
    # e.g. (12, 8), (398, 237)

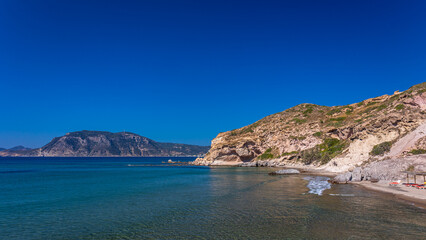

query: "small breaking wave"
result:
(304, 176), (331, 196)
(329, 194), (355, 197)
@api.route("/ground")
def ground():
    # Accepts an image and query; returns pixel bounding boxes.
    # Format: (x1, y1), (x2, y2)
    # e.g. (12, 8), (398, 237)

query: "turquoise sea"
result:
(0, 157), (425, 239)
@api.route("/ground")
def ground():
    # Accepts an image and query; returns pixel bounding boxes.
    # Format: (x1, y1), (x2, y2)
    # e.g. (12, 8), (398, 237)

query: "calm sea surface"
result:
(0, 157), (425, 239)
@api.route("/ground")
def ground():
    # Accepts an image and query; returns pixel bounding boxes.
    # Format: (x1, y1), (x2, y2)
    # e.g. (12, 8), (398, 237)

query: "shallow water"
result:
(0, 157), (425, 239)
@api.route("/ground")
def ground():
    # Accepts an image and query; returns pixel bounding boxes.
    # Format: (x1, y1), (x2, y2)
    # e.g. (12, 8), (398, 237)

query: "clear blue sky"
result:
(0, 0), (425, 148)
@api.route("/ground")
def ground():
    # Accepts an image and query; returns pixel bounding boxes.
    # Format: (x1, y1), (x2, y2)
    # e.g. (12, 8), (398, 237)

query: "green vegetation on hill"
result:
(281, 151), (299, 156)
(409, 149), (426, 155)
(258, 148), (275, 160)
(370, 141), (392, 156)
(395, 104), (404, 110)
(327, 108), (341, 116)
(293, 118), (307, 124)
(313, 132), (322, 137)
(300, 138), (346, 165)
(329, 117), (346, 122)
(230, 121), (261, 136)
(345, 107), (353, 115)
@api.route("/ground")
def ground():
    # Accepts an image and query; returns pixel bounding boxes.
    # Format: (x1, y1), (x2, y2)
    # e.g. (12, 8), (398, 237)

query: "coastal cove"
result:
(1, 157), (425, 239)
(198, 161), (426, 209)
(2, 0), (426, 239)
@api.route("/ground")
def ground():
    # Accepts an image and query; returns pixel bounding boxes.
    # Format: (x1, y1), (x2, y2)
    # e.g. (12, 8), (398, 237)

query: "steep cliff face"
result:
(193, 83), (426, 172)
(1, 131), (209, 157)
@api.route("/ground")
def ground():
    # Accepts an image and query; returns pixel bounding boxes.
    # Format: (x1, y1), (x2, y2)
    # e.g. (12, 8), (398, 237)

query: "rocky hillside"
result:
(0, 131), (209, 157)
(193, 83), (426, 172)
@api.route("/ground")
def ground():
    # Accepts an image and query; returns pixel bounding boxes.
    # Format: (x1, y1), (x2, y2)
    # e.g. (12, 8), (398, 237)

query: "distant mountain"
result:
(8, 145), (32, 151)
(0, 131), (210, 157)
(0, 146), (34, 156)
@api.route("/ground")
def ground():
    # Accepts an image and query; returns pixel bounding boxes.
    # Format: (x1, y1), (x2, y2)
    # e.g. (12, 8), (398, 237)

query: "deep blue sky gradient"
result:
(1, 0), (425, 148)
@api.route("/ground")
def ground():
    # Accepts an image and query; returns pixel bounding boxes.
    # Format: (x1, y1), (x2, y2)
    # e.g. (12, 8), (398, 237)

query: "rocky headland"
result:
(192, 83), (426, 185)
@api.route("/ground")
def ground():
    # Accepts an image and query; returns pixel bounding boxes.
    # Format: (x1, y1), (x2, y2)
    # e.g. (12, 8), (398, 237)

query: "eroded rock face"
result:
(404, 92), (426, 110)
(193, 83), (426, 171)
(414, 136), (426, 150)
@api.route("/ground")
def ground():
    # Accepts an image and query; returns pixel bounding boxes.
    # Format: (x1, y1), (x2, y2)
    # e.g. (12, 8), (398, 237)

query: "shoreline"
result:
(207, 164), (426, 208)
(352, 181), (426, 209)
(281, 166), (338, 178)
(295, 168), (426, 209)
(206, 164), (340, 178)
(289, 167), (426, 209)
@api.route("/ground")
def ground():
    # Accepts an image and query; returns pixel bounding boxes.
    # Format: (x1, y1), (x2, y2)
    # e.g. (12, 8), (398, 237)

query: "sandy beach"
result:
(295, 167), (426, 208)
(354, 181), (426, 208)
(204, 165), (426, 208)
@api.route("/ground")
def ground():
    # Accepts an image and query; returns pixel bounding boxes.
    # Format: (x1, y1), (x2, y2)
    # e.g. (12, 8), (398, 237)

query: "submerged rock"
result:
(269, 169), (300, 175)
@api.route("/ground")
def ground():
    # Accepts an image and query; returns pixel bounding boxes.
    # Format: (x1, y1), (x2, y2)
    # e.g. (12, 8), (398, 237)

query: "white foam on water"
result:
(329, 194), (355, 197)
(304, 176), (331, 196)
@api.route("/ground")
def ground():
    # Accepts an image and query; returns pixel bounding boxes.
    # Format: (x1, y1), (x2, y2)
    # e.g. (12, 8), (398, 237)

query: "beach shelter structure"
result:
(401, 171), (426, 184)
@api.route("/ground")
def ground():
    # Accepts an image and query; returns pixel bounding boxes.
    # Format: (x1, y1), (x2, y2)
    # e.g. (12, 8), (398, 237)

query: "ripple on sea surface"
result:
(0, 158), (425, 239)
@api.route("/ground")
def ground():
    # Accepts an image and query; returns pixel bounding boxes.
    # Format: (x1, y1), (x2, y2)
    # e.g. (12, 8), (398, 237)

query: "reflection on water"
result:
(0, 158), (425, 239)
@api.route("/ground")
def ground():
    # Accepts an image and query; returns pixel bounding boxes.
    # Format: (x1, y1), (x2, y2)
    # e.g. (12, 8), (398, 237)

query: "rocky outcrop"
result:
(333, 155), (426, 183)
(0, 131), (209, 157)
(193, 83), (426, 172)
(269, 169), (300, 175)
